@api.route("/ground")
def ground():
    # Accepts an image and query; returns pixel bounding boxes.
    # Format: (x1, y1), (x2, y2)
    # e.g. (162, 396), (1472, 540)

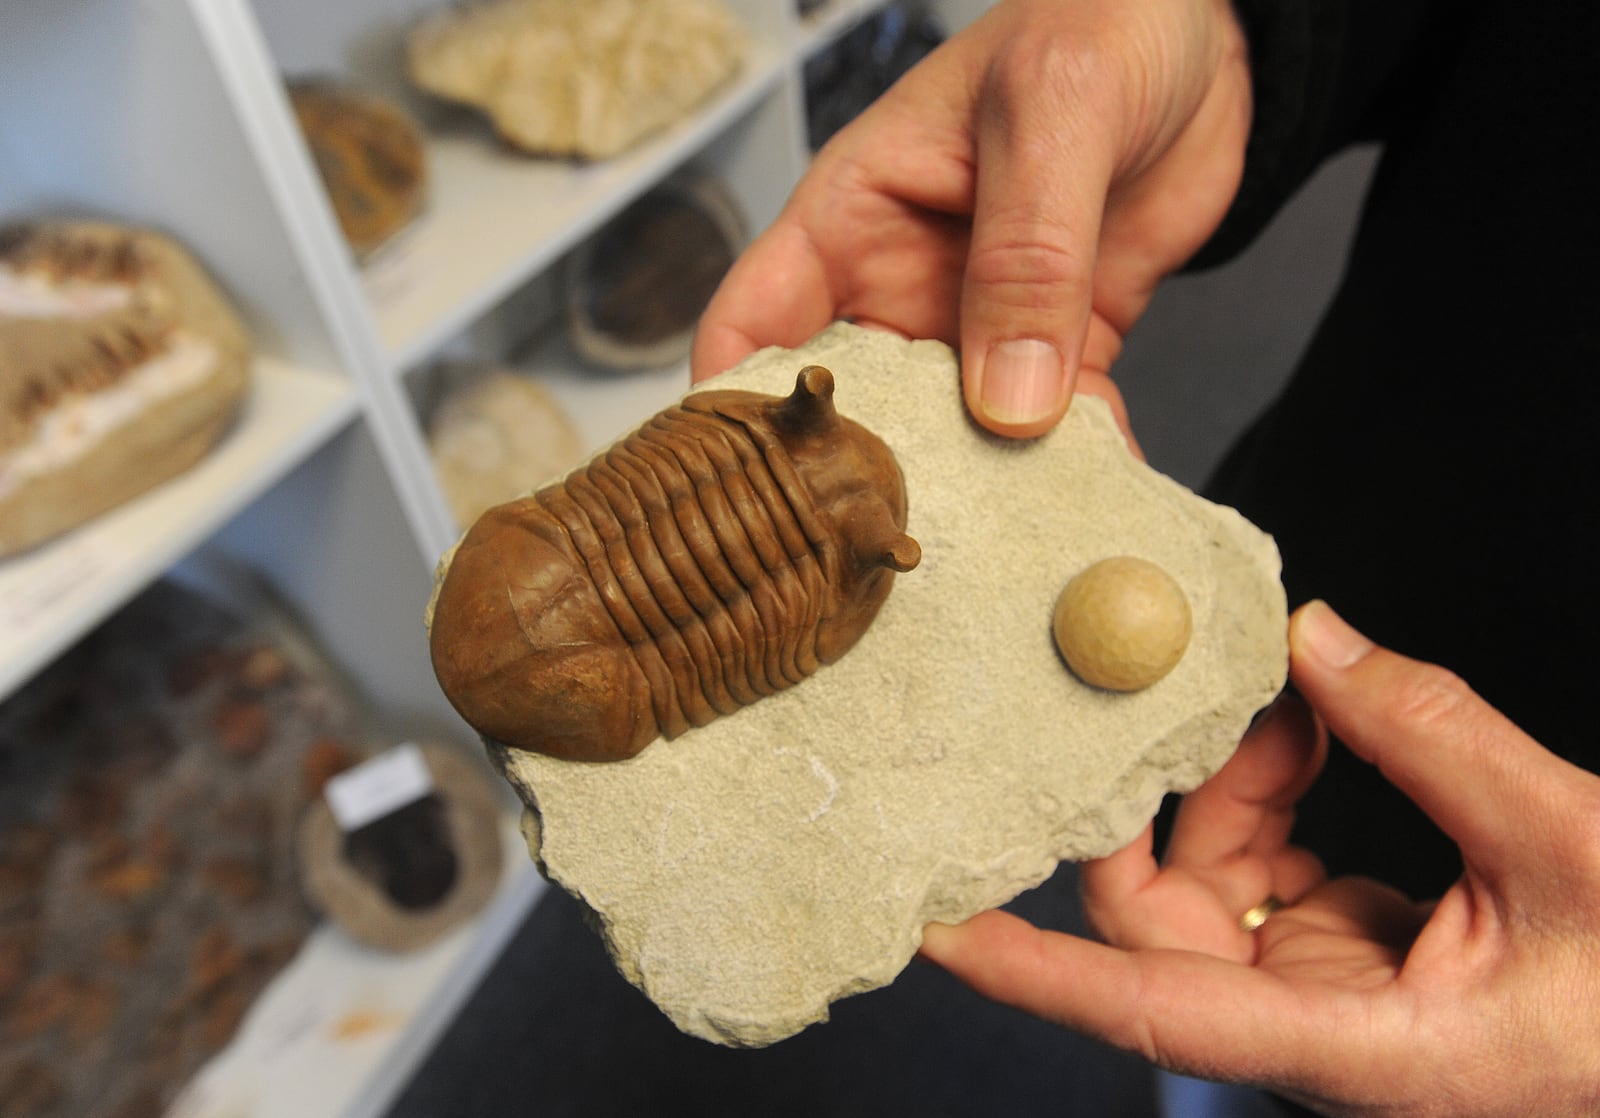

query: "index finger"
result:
(919, 910), (1360, 1094)
(1289, 601), (1600, 890)
(690, 222), (836, 382)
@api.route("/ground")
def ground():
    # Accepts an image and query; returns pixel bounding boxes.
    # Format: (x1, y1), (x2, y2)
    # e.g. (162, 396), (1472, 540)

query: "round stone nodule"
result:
(1053, 556), (1193, 692)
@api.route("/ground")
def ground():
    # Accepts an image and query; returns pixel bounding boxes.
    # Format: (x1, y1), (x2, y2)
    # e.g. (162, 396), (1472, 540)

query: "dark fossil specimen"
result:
(428, 365), (921, 762)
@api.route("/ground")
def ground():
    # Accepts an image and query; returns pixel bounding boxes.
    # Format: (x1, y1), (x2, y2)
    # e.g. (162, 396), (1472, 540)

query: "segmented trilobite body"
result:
(429, 365), (921, 762)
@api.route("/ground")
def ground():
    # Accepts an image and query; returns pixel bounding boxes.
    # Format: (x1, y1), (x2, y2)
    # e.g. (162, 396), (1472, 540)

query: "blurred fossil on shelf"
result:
(424, 362), (584, 530)
(297, 742), (505, 953)
(406, 0), (746, 160)
(288, 79), (429, 259)
(566, 174), (745, 370)
(0, 579), (354, 1116)
(0, 220), (251, 558)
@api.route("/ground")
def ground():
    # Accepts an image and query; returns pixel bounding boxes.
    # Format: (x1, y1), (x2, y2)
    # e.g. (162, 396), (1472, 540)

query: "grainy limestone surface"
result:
(487, 324), (1288, 1046)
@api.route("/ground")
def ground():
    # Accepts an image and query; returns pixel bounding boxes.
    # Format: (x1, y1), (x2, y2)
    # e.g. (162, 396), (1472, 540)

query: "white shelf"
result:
(0, 358), (356, 699)
(169, 814), (546, 1118)
(363, 38), (790, 371)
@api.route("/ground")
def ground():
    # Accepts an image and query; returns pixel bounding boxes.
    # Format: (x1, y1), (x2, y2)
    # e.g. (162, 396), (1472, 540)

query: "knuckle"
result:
(965, 232), (1091, 308)
(1379, 662), (1477, 735)
(983, 34), (1125, 150)
(980, 13), (1156, 135)
(1000, 33), (1117, 103)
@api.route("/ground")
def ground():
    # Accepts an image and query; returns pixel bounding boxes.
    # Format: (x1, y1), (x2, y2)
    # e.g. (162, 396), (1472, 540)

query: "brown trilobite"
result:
(427, 365), (921, 762)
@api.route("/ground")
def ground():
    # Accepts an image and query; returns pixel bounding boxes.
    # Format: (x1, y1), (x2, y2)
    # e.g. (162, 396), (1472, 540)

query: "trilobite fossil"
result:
(427, 365), (921, 762)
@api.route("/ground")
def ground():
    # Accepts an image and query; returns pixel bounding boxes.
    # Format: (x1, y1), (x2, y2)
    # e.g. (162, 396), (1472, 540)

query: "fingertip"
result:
(1290, 600), (1375, 672)
(688, 321), (751, 384)
(916, 920), (961, 964)
(918, 909), (1027, 967)
(965, 337), (1077, 437)
(1252, 690), (1326, 804)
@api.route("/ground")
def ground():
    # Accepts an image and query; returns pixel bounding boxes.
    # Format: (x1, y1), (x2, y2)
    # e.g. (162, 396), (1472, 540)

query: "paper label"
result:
(324, 743), (433, 831)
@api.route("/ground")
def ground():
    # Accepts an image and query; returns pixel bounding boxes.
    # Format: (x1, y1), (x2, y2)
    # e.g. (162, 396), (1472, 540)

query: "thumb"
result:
(1288, 600), (1588, 885)
(960, 62), (1119, 439)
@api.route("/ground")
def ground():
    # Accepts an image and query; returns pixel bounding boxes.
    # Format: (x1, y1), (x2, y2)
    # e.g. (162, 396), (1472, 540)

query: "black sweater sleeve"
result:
(1189, 0), (1442, 268)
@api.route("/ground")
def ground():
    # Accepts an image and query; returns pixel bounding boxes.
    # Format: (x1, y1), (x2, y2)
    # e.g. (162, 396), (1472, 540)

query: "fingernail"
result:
(980, 339), (1063, 426)
(1295, 600), (1374, 669)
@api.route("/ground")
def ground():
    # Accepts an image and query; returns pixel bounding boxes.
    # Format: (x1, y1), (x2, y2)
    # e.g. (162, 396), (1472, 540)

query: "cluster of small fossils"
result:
(0, 583), (361, 1118)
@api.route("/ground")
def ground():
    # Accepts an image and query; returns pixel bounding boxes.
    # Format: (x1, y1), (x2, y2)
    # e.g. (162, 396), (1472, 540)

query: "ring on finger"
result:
(1239, 895), (1285, 933)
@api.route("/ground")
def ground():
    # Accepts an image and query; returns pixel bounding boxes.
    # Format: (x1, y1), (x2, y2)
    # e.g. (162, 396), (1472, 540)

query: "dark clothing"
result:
(1198, 0), (1600, 901)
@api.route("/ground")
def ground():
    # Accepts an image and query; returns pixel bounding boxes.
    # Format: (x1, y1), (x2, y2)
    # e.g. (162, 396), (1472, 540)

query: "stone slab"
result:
(488, 323), (1288, 1046)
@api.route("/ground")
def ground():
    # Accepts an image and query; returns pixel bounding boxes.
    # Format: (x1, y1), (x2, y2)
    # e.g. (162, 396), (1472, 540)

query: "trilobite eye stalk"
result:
(775, 365), (839, 438)
(870, 528), (922, 574)
(776, 367), (918, 571)
(427, 366), (920, 762)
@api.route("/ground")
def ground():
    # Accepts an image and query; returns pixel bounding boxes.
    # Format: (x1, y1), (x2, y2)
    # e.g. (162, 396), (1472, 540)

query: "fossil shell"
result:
(0, 221), (251, 557)
(427, 365), (920, 762)
(288, 80), (429, 259)
(296, 743), (504, 952)
(406, 0), (747, 160)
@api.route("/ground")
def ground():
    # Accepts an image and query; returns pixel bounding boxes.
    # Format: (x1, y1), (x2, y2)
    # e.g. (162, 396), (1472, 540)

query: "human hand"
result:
(920, 601), (1600, 1116)
(691, 0), (1251, 439)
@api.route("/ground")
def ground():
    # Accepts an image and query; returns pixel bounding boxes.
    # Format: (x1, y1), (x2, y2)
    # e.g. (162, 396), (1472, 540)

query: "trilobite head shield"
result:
(428, 366), (920, 762)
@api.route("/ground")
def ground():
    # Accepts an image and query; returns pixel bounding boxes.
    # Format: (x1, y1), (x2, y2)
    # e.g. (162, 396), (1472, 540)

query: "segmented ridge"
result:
(1, 225), (145, 284)
(535, 403), (826, 741)
(2, 307), (177, 452)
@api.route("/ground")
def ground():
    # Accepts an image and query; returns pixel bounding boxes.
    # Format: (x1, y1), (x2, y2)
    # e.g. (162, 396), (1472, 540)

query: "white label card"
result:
(325, 742), (434, 831)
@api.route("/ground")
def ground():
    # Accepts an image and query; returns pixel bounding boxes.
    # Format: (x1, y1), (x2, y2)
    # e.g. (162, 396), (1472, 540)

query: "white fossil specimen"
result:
(408, 0), (747, 160)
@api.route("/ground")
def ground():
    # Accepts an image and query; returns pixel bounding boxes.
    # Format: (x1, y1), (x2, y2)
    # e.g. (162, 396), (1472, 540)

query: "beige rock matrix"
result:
(445, 323), (1287, 1046)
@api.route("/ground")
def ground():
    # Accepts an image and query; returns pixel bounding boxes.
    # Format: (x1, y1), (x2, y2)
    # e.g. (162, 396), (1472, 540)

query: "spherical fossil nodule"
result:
(1052, 556), (1192, 692)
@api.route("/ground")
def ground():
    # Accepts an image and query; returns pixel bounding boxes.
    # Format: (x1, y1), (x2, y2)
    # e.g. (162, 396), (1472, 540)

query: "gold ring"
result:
(1239, 895), (1284, 933)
